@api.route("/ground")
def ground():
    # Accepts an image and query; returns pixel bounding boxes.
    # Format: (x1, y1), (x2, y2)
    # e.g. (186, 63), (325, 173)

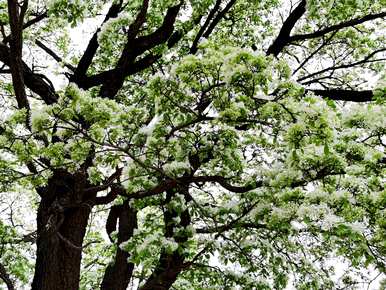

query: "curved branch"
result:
(101, 202), (137, 290)
(0, 43), (58, 104)
(70, 0), (124, 82)
(290, 11), (386, 43)
(0, 262), (14, 290)
(267, 2), (386, 56)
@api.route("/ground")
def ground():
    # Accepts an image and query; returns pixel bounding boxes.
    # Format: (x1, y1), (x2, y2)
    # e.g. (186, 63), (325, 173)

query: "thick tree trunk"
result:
(31, 170), (92, 290)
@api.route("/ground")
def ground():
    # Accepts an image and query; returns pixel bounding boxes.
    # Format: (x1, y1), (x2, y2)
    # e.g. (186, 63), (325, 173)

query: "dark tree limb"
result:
(125, 0), (150, 41)
(139, 187), (192, 290)
(129, 179), (178, 199)
(189, 175), (263, 193)
(310, 89), (374, 102)
(190, 0), (222, 54)
(70, 0), (124, 83)
(0, 262), (14, 290)
(76, 53), (161, 91)
(267, 1), (386, 56)
(131, 3), (182, 54)
(35, 39), (75, 71)
(290, 11), (386, 43)
(202, 0), (236, 39)
(266, 0), (307, 56)
(0, 43), (58, 104)
(105, 205), (121, 242)
(126, 174), (263, 201)
(22, 10), (47, 29)
(7, 0), (30, 110)
(98, 3), (182, 99)
(3, 10), (47, 43)
(101, 201), (137, 290)
(190, 0), (237, 54)
(93, 184), (125, 205)
(84, 167), (123, 196)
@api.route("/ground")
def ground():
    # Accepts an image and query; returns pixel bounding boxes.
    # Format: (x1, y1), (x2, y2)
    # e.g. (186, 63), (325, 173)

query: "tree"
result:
(0, 0), (385, 289)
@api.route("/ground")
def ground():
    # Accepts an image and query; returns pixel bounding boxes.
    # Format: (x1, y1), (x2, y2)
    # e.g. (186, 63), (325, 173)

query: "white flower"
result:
(162, 237), (179, 252)
(348, 221), (367, 234)
(223, 199), (239, 210)
(139, 115), (162, 136)
(162, 160), (191, 177)
(320, 213), (343, 230)
(97, 13), (134, 45)
(290, 220), (306, 231)
(30, 108), (50, 132)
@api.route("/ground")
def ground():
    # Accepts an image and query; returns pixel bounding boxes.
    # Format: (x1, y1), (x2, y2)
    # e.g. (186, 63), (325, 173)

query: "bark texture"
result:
(101, 202), (137, 290)
(32, 170), (92, 290)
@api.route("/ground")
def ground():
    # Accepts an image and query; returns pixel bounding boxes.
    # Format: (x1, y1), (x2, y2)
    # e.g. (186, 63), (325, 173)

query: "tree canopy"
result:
(0, 0), (385, 289)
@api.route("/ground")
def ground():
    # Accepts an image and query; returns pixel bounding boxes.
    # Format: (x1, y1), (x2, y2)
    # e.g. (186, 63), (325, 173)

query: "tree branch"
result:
(190, 0), (222, 54)
(0, 43), (58, 104)
(0, 262), (14, 290)
(132, 3), (182, 54)
(297, 48), (386, 82)
(267, 2), (386, 56)
(202, 0), (236, 39)
(7, 0), (30, 111)
(310, 89), (374, 102)
(35, 39), (75, 71)
(70, 0), (124, 83)
(189, 175), (263, 193)
(266, 0), (307, 56)
(290, 11), (386, 43)
(101, 201), (137, 290)
(98, 3), (182, 99)
(125, 0), (150, 41)
(93, 184), (125, 205)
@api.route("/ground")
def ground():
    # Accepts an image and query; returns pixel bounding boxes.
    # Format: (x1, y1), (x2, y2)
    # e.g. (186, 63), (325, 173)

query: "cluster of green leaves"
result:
(0, 0), (385, 288)
(1, 39), (385, 287)
(0, 220), (34, 286)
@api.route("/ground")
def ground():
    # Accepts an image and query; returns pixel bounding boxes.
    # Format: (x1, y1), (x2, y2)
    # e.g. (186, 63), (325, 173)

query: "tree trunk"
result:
(100, 202), (137, 290)
(139, 187), (191, 290)
(31, 170), (92, 290)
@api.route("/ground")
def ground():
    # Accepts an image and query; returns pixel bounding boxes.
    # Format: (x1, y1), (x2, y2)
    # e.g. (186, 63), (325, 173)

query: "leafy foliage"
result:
(0, 0), (385, 289)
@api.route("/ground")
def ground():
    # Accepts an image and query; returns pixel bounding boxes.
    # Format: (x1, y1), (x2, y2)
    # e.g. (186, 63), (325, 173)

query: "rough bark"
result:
(139, 188), (191, 290)
(100, 202), (137, 290)
(7, 0), (29, 110)
(31, 170), (93, 290)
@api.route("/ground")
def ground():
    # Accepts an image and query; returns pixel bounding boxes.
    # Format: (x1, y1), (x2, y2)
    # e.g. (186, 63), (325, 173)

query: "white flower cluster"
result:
(162, 160), (191, 177)
(30, 107), (51, 133)
(97, 13), (134, 45)
(161, 237), (179, 252)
